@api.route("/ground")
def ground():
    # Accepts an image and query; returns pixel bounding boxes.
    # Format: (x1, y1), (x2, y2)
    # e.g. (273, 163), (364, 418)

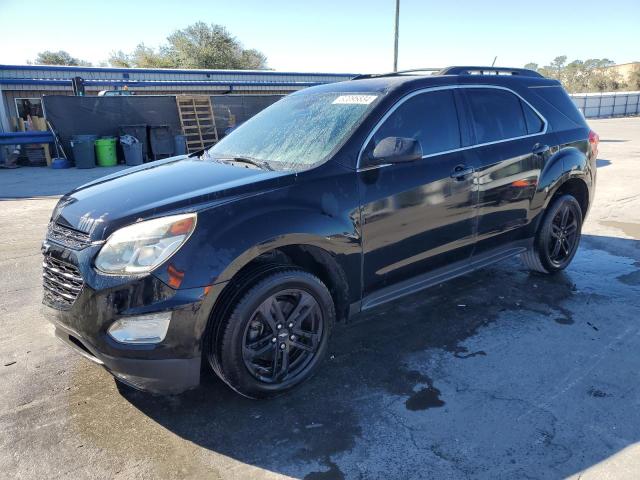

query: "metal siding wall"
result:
(0, 65), (355, 84)
(570, 91), (640, 118)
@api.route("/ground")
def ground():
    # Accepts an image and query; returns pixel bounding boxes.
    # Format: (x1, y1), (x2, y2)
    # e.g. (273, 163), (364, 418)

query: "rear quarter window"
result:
(528, 86), (587, 130)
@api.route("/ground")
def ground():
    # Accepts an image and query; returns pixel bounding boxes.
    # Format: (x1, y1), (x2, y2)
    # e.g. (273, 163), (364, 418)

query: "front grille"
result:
(43, 256), (84, 308)
(47, 222), (91, 250)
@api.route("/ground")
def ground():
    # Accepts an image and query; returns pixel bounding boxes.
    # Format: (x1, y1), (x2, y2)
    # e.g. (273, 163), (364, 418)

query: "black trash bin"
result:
(149, 125), (174, 161)
(174, 134), (187, 156)
(70, 135), (98, 169)
(120, 135), (144, 166)
(119, 124), (148, 160)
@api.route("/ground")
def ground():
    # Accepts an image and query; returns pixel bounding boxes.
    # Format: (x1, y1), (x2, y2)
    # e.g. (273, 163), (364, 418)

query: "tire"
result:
(211, 269), (335, 399)
(521, 194), (583, 274)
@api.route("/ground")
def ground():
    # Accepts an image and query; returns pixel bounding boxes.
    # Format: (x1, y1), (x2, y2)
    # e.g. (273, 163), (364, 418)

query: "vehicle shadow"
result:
(118, 234), (640, 479)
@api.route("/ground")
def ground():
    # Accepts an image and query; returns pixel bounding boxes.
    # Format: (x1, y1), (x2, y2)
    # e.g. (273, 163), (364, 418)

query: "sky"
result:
(1, 0), (638, 73)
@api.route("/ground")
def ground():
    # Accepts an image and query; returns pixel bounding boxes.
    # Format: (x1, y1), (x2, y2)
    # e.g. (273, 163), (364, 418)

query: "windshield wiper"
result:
(229, 156), (274, 171)
(203, 153), (274, 171)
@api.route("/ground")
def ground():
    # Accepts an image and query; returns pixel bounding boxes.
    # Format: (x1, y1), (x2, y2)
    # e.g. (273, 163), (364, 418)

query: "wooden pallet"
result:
(176, 95), (219, 152)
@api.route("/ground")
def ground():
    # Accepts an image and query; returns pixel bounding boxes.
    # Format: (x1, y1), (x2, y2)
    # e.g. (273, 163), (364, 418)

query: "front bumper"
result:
(53, 317), (201, 394)
(41, 239), (226, 395)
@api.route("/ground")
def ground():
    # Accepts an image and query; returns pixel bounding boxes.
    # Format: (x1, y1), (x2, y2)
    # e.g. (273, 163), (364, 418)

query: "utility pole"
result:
(393, 0), (400, 72)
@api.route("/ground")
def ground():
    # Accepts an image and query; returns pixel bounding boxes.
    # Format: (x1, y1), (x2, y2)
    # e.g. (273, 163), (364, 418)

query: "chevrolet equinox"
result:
(43, 66), (598, 398)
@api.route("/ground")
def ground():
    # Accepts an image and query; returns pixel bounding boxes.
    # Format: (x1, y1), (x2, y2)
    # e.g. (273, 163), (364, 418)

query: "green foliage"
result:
(109, 44), (176, 69)
(525, 56), (628, 93)
(630, 66), (640, 90)
(108, 23), (267, 70)
(30, 50), (92, 67)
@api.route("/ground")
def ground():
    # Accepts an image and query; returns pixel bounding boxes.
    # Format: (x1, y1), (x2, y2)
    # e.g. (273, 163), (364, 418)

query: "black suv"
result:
(43, 66), (598, 398)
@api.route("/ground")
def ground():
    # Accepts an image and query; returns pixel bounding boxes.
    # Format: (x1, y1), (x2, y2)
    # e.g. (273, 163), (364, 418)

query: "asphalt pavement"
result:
(1, 117), (639, 479)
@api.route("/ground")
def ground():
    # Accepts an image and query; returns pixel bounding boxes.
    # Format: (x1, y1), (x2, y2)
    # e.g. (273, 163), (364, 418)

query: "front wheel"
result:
(212, 269), (335, 399)
(521, 194), (583, 274)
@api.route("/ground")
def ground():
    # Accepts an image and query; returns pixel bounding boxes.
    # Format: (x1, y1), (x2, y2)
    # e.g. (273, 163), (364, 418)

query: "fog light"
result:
(108, 312), (171, 344)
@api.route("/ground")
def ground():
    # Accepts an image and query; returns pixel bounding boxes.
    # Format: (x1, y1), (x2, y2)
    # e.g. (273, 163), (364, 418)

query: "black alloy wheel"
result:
(521, 194), (583, 274)
(242, 289), (323, 384)
(212, 268), (334, 398)
(548, 202), (580, 268)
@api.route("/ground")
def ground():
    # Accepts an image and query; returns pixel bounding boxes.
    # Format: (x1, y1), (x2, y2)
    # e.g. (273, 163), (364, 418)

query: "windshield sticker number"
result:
(332, 95), (378, 105)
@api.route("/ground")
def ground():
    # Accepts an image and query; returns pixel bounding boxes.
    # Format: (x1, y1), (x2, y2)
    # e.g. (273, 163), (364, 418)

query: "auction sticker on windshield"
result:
(332, 94), (378, 105)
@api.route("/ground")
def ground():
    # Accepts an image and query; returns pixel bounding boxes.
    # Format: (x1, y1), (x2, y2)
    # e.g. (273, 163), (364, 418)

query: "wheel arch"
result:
(533, 145), (591, 228)
(207, 236), (353, 336)
(230, 240), (351, 323)
(551, 177), (589, 219)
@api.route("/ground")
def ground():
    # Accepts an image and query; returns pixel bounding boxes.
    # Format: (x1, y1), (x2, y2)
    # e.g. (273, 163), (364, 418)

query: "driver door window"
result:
(364, 89), (462, 162)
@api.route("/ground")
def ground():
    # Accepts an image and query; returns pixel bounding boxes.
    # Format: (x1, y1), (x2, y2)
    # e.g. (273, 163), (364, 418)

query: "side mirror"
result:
(369, 137), (422, 165)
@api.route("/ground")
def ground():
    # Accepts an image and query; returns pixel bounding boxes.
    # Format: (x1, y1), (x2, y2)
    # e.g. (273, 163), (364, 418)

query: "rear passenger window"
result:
(466, 89), (528, 144)
(370, 90), (461, 156)
(521, 100), (544, 134)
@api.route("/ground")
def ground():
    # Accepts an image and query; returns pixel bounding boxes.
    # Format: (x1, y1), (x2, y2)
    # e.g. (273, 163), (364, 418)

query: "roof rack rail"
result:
(438, 66), (543, 78)
(351, 68), (441, 80)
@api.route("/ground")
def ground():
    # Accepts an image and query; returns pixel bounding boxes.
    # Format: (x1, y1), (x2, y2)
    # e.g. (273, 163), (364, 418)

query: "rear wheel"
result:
(521, 194), (583, 274)
(212, 269), (334, 398)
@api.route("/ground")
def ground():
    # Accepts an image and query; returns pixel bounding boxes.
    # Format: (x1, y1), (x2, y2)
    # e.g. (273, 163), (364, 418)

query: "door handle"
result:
(532, 143), (550, 156)
(450, 165), (474, 180)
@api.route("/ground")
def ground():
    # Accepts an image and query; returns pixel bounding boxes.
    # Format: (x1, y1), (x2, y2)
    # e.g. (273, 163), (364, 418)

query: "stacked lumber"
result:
(11, 115), (52, 166)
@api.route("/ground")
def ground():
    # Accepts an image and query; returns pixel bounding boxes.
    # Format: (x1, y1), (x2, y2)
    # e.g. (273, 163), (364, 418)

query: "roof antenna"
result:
(491, 56), (497, 67)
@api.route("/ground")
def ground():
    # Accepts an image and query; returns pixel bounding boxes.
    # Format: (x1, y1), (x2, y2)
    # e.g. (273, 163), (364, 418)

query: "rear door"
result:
(460, 87), (550, 255)
(358, 89), (477, 299)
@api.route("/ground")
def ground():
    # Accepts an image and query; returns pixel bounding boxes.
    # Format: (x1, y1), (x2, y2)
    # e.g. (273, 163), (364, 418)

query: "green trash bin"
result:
(95, 137), (118, 167)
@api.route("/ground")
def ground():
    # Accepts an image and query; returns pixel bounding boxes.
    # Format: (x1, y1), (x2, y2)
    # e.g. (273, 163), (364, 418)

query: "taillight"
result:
(589, 130), (599, 158)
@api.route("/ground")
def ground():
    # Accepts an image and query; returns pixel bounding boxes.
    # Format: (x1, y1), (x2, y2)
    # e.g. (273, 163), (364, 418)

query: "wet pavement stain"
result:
(61, 257), (585, 477)
(555, 316), (574, 325)
(588, 387), (612, 398)
(303, 460), (344, 480)
(600, 221), (640, 240)
(455, 349), (487, 359)
(405, 386), (445, 411)
(617, 269), (640, 286)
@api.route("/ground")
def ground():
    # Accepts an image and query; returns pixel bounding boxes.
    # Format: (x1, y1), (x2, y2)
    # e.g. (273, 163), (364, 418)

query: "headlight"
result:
(95, 213), (196, 274)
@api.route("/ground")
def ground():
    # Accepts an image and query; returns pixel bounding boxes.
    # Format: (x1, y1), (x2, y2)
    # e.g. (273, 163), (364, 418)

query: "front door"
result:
(358, 89), (477, 300)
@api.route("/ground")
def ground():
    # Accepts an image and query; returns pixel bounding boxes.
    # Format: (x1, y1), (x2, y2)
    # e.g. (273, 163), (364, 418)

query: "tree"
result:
(108, 23), (267, 70)
(629, 66), (640, 90)
(30, 50), (92, 66)
(109, 44), (175, 69)
(108, 50), (132, 68)
(525, 56), (627, 93)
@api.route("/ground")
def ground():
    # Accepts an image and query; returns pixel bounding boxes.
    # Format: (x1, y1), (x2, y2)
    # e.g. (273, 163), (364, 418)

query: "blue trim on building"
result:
(0, 78), (327, 88)
(0, 131), (54, 145)
(0, 64), (358, 78)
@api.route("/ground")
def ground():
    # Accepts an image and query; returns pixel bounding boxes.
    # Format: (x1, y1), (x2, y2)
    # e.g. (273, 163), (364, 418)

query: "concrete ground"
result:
(0, 164), (129, 198)
(1, 117), (639, 480)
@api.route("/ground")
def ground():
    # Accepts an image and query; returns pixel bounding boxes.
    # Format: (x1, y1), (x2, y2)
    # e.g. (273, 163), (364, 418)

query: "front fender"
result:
(152, 167), (362, 295)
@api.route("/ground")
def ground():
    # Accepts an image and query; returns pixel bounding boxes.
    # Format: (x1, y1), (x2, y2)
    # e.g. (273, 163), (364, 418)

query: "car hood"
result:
(53, 155), (294, 239)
